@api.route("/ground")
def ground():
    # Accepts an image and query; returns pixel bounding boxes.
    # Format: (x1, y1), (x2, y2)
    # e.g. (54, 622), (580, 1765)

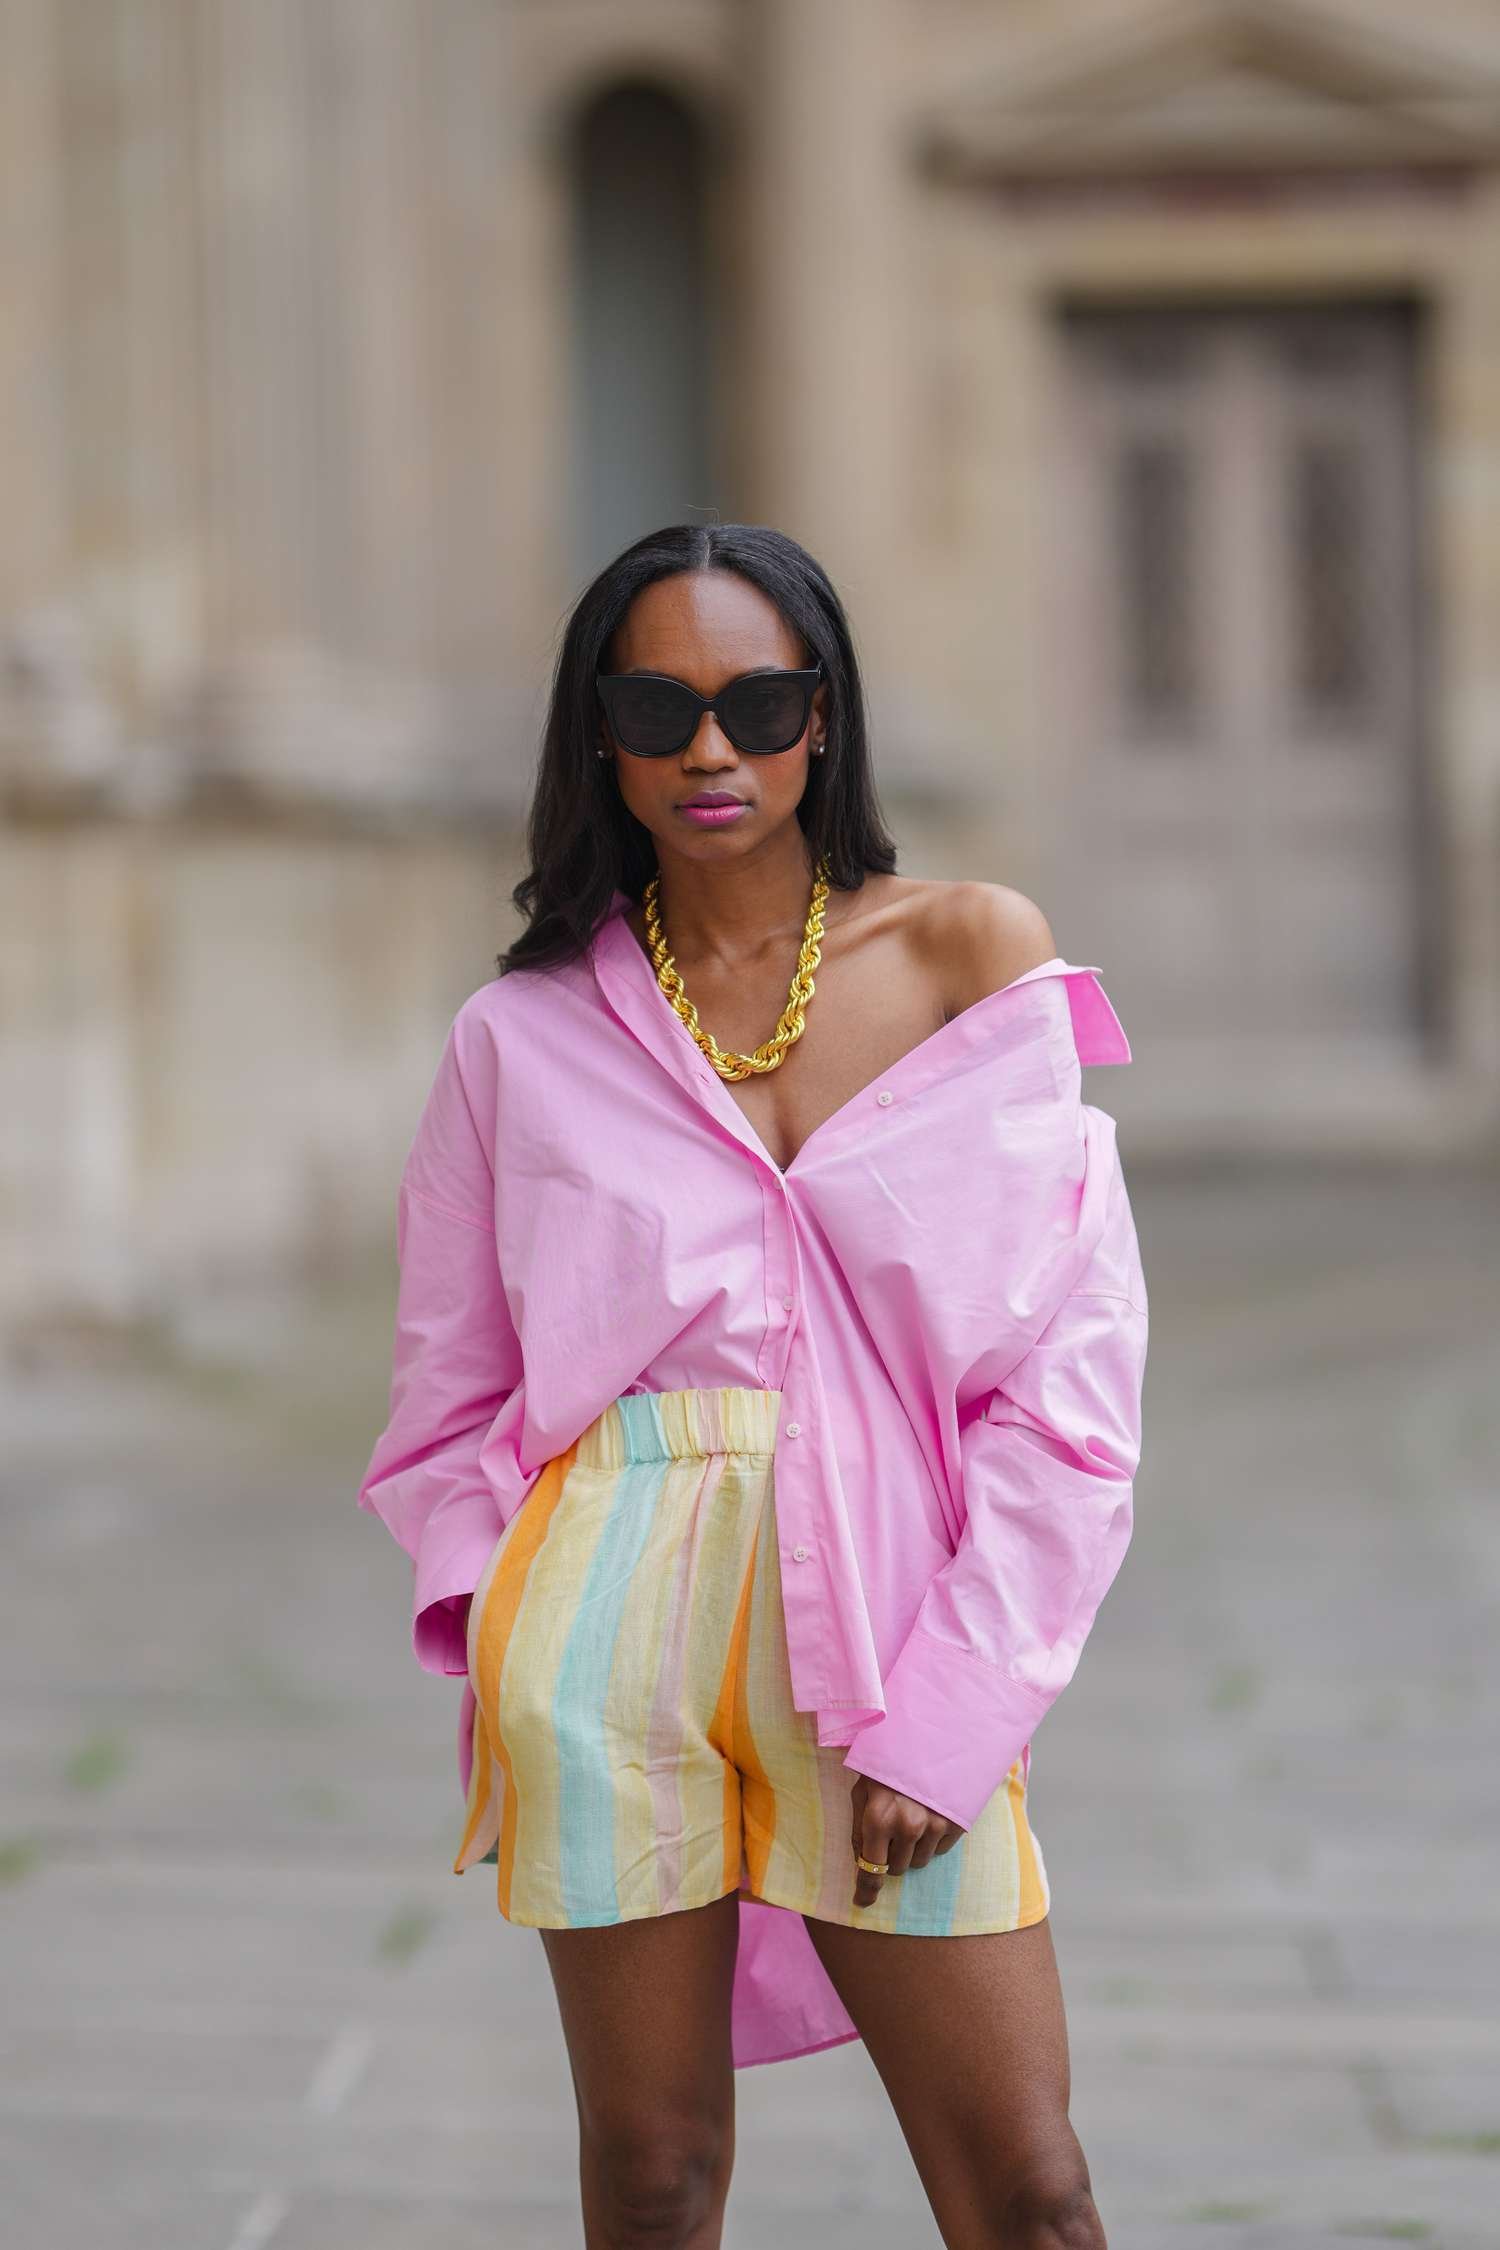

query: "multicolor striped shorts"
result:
(451, 1385), (1050, 1937)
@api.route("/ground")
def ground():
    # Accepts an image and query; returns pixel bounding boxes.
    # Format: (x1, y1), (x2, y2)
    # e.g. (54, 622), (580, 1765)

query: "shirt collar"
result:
(591, 889), (774, 1173)
(589, 884), (1130, 1177)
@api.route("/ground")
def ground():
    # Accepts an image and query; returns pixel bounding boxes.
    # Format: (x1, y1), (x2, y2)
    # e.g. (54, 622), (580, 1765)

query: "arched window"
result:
(566, 79), (723, 582)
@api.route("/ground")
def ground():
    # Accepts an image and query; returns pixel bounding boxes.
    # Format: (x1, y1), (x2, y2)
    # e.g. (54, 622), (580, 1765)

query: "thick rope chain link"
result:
(643, 858), (832, 1083)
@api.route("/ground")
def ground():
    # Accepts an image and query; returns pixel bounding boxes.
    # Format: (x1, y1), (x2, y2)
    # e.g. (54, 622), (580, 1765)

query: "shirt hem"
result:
(735, 2026), (864, 2069)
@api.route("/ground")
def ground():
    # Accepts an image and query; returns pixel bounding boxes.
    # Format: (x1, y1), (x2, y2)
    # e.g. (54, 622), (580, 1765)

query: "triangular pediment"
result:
(916, 0), (1500, 179)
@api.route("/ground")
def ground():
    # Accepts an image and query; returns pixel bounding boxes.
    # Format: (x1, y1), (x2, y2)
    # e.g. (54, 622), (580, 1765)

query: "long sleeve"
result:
(841, 1124), (1148, 1832)
(354, 1006), (532, 1678)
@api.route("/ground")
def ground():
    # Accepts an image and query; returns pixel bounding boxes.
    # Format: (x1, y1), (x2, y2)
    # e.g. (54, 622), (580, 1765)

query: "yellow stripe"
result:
(452, 1692), (496, 1872)
(600, 1455), (707, 1916)
(1007, 1759), (1048, 1924)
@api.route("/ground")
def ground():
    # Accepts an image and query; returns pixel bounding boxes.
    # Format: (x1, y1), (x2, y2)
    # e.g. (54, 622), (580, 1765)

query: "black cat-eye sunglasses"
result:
(596, 663), (823, 758)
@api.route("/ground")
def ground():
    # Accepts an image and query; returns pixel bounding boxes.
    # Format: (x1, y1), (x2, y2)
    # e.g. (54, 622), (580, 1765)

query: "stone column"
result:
(745, 0), (906, 608)
(118, 0), (206, 726)
(0, 0), (67, 615)
(197, 0), (326, 654)
(1441, 172), (1500, 1086)
(319, 0), (439, 673)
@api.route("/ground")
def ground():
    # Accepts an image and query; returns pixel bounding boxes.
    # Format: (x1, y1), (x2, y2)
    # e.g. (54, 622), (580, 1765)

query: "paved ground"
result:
(2, 1159), (1498, 2248)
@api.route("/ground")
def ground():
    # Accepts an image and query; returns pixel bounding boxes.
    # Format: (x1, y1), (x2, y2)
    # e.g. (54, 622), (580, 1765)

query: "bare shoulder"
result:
(911, 879), (1058, 1018)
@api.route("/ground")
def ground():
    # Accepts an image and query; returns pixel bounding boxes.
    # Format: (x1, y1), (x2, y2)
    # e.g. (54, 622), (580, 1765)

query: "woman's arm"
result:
(355, 1005), (531, 1677)
(841, 1124), (1148, 1831)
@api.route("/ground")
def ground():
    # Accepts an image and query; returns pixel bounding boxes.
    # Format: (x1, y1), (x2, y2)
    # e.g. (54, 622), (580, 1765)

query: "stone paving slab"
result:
(3, 1163), (1498, 2244)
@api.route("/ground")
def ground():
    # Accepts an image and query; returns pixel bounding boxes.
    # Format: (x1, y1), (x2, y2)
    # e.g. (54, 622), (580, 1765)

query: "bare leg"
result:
(802, 1912), (1105, 2250)
(538, 1890), (740, 2248)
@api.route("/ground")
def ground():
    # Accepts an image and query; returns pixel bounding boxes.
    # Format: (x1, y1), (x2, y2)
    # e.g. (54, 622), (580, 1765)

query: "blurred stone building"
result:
(4, 0), (1500, 1342)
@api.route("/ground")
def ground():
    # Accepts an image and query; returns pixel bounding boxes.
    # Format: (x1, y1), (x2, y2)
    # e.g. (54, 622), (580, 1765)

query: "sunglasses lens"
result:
(602, 670), (815, 755)
(607, 680), (695, 754)
(721, 674), (809, 752)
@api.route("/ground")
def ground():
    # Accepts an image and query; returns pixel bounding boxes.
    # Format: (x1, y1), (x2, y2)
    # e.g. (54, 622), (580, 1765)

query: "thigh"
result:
(539, 1891), (740, 2143)
(802, 1914), (1079, 2228)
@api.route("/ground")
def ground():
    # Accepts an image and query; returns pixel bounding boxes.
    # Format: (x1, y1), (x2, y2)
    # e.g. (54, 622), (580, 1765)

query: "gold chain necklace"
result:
(643, 857), (832, 1082)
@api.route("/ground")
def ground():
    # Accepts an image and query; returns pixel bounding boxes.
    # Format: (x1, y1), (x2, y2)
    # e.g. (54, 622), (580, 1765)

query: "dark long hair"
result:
(497, 522), (900, 976)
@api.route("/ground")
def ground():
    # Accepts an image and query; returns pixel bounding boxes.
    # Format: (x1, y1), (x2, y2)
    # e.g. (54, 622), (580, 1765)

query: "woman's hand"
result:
(847, 1771), (965, 1910)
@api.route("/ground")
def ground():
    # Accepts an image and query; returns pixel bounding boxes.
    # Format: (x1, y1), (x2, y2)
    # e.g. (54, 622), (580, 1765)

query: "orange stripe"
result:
(471, 1441), (580, 1918)
(706, 1536), (762, 1895)
(1007, 1759), (1047, 1923)
(727, 1536), (780, 1897)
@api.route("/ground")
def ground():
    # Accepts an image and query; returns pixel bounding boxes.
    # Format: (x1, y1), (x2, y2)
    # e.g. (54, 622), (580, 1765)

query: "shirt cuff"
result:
(839, 1623), (1049, 1832)
(411, 1493), (502, 1676)
(414, 1589), (473, 1677)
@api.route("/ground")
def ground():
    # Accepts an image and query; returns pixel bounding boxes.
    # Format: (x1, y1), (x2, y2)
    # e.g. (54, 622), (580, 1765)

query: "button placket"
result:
(757, 1170), (798, 1382)
(772, 1208), (824, 1658)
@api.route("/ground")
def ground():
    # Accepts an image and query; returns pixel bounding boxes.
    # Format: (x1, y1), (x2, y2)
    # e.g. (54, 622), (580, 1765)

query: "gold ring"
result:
(855, 1853), (890, 1876)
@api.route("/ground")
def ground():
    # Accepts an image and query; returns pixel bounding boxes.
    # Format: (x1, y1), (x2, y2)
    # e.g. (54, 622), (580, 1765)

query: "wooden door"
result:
(1046, 302), (1428, 1126)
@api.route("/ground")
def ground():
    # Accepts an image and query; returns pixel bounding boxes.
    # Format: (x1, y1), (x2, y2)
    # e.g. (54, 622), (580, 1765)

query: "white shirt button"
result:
(781, 1295), (795, 1311)
(785, 1420), (801, 1438)
(792, 1544), (809, 1561)
(876, 1090), (894, 1106)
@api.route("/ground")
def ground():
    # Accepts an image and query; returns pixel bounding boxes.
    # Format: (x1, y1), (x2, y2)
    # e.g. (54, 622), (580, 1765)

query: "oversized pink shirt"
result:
(355, 884), (1148, 2067)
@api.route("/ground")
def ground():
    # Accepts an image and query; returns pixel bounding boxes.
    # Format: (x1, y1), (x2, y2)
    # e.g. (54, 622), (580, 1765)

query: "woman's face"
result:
(598, 569), (828, 866)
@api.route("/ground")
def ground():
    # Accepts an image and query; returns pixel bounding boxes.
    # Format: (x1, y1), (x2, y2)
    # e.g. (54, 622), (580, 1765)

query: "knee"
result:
(585, 2123), (729, 2246)
(1002, 2161), (1105, 2249)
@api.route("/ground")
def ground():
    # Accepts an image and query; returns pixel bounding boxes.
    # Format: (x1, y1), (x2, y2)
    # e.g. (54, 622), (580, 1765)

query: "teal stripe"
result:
(895, 1829), (967, 1934)
(616, 1390), (669, 1465)
(551, 1454), (665, 1922)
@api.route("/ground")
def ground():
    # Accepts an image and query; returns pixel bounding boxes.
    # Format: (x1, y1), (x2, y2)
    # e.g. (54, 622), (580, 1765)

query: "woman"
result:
(356, 522), (1148, 2248)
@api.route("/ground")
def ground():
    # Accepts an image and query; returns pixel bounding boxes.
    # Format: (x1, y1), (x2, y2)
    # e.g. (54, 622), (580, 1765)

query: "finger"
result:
(882, 1810), (922, 1880)
(908, 1818), (967, 1872)
(848, 1775), (866, 1862)
(852, 1801), (895, 1910)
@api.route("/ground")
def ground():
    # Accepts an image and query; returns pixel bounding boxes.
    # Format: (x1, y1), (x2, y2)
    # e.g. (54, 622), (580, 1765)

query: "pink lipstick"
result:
(676, 794), (749, 826)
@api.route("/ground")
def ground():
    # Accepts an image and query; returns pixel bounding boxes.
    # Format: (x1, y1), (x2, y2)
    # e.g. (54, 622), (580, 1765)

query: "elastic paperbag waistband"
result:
(574, 1386), (783, 1469)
